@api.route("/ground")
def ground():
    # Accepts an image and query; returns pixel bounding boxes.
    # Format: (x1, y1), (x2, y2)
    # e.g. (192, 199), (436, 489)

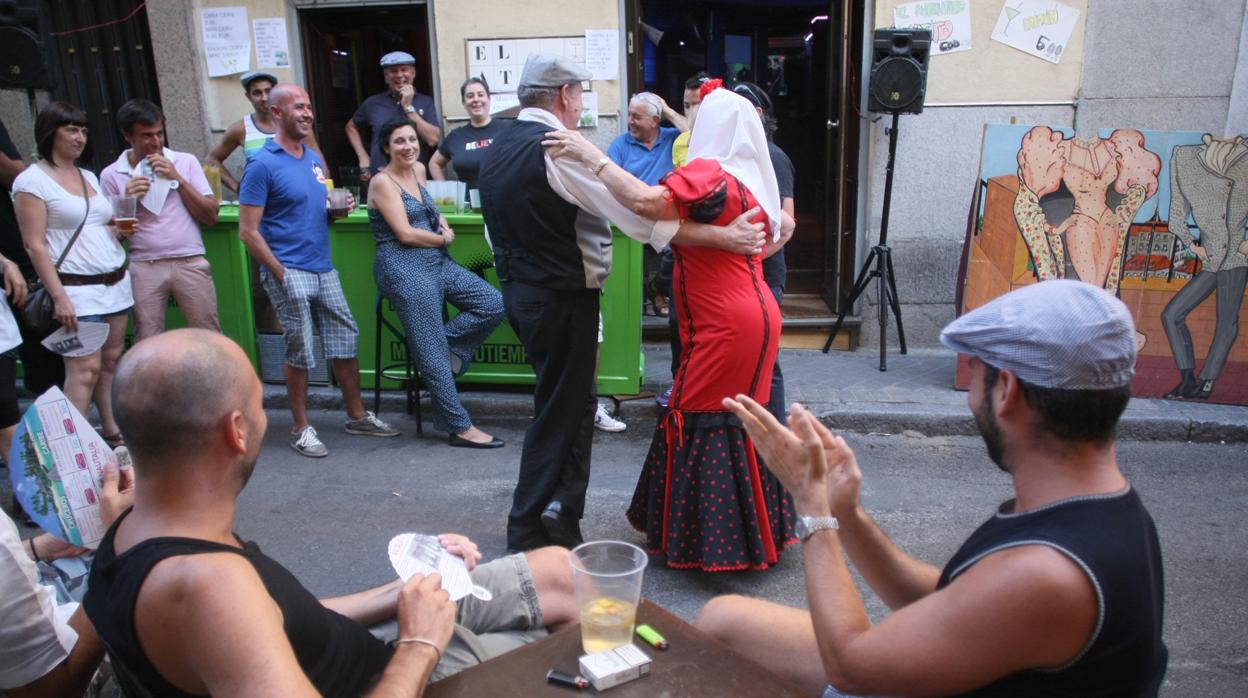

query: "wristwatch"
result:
(404, 105), (416, 114)
(795, 515), (839, 542)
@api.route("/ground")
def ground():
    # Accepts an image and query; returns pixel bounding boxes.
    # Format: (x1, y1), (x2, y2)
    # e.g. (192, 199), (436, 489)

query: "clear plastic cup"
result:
(111, 195), (138, 236)
(569, 541), (648, 653)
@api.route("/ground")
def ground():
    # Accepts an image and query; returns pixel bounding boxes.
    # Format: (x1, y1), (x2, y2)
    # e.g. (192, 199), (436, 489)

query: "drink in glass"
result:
(112, 195), (138, 237)
(569, 541), (647, 654)
(328, 187), (351, 219)
(580, 597), (638, 653)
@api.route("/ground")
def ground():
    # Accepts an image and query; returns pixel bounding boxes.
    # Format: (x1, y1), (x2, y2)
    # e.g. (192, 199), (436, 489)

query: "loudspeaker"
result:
(0, 0), (50, 90)
(868, 28), (930, 115)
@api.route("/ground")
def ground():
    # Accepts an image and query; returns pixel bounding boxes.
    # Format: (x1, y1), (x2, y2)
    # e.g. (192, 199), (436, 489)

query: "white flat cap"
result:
(940, 280), (1137, 390)
(380, 51), (416, 67)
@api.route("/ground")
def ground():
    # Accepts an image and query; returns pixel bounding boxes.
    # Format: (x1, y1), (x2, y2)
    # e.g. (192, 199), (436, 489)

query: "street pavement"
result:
(287, 345), (1248, 444)
(242, 399), (1247, 696)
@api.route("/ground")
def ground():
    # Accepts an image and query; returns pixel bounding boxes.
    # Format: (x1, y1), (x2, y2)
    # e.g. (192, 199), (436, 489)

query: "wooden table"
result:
(426, 600), (809, 697)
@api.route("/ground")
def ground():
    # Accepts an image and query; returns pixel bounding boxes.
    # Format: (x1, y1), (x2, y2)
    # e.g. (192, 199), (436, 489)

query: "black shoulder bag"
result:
(23, 167), (90, 334)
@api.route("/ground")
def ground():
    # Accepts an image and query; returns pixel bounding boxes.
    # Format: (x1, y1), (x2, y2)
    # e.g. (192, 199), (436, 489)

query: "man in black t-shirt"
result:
(0, 120), (64, 395)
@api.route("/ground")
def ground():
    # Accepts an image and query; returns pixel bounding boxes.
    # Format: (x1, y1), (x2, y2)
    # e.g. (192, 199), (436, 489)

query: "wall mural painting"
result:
(959, 124), (1248, 405)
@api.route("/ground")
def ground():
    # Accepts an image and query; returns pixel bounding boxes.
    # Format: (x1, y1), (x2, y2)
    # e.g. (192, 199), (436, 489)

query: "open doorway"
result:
(629, 0), (863, 316)
(297, 4), (434, 177)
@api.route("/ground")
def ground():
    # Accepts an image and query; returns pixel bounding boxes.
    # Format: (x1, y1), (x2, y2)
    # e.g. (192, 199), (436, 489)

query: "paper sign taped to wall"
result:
(253, 18), (290, 69)
(990, 0), (1080, 65)
(202, 6), (250, 77)
(893, 0), (972, 55)
(585, 29), (619, 81)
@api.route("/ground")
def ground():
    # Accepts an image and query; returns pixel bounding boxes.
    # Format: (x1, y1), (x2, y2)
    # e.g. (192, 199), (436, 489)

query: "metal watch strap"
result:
(797, 515), (839, 542)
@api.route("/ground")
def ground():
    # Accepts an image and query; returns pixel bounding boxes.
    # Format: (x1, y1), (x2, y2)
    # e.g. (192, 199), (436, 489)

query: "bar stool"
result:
(372, 294), (424, 436)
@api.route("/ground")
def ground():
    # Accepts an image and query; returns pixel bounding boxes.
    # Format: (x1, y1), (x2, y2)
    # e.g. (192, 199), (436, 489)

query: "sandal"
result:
(653, 295), (670, 317)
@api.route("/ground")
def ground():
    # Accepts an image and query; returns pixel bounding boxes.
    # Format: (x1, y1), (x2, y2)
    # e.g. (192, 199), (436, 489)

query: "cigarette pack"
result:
(578, 643), (652, 691)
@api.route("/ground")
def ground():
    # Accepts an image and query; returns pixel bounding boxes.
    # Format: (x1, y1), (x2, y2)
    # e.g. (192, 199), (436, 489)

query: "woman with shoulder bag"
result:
(13, 102), (134, 446)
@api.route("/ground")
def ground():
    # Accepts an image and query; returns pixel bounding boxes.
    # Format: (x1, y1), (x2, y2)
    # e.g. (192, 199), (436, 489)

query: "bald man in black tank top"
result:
(83, 329), (577, 697)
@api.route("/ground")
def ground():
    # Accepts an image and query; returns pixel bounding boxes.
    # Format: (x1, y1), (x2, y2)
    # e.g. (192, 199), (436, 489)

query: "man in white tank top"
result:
(207, 71), (323, 196)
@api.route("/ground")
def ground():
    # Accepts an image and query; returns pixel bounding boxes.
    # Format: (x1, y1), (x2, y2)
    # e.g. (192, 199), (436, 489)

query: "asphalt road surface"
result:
(223, 407), (1248, 696)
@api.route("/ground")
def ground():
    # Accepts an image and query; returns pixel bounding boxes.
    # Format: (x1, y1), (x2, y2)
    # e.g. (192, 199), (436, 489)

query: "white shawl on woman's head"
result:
(686, 88), (781, 241)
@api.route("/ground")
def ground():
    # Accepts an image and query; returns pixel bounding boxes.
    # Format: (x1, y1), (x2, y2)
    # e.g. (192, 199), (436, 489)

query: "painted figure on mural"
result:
(1013, 126), (1161, 295)
(1160, 134), (1248, 400)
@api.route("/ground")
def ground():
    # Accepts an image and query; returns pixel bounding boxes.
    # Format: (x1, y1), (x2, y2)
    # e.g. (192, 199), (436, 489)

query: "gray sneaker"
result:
(345, 411), (400, 437)
(291, 425), (329, 458)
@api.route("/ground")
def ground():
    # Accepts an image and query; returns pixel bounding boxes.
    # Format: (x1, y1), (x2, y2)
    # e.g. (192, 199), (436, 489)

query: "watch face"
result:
(796, 518), (811, 539)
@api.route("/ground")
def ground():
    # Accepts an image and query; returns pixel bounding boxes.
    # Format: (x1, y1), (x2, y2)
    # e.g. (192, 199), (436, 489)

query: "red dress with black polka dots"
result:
(626, 158), (797, 571)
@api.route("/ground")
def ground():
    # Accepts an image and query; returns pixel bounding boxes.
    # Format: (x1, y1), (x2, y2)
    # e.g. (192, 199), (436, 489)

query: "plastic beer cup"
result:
(569, 541), (648, 653)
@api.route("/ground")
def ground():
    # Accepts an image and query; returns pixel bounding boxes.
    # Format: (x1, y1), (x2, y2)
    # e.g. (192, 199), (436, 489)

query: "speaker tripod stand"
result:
(823, 111), (908, 370)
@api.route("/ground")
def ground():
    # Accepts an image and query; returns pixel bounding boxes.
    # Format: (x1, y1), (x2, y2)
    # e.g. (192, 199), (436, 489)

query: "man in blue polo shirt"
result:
(346, 51), (441, 173)
(239, 83), (399, 458)
(606, 92), (681, 186)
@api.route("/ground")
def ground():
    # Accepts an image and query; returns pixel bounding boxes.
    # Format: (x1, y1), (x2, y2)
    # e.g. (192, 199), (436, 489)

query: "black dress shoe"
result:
(448, 432), (505, 449)
(1164, 370), (1198, 399)
(540, 501), (584, 548)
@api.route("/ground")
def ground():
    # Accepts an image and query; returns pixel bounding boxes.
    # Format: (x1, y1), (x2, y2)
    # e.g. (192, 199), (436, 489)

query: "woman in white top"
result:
(13, 102), (134, 445)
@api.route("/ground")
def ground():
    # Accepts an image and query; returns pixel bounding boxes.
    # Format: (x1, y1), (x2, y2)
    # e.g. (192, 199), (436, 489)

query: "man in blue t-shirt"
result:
(239, 83), (399, 458)
(606, 92), (680, 186)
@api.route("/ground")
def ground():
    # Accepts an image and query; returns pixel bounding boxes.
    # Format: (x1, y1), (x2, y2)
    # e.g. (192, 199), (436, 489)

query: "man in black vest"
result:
(707, 280), (1168, 697)
(480, 54), (770, 551)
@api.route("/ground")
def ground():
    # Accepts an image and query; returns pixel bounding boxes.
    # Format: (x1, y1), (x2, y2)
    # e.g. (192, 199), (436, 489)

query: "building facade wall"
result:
(859, 0), (1248, 348)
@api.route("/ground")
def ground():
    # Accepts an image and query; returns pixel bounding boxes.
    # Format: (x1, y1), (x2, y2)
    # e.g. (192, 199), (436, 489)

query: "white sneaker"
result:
(291, 425), (329, 458)
(345, 411), (400, 437)
(594, 402), (626, 432)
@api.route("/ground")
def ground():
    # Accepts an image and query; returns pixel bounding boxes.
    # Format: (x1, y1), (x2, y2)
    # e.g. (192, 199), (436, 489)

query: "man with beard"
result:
(706, 280), (1168, 697)
(84, 329), (578, 697)
(347, 51), (441, 173)
(239, 84), (399, 458)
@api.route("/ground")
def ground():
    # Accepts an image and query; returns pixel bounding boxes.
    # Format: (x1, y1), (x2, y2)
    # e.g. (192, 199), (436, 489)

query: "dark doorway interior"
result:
(41, 0), (160, 172)
(633, 0), (861, 305)
(298, 5), (433, 178)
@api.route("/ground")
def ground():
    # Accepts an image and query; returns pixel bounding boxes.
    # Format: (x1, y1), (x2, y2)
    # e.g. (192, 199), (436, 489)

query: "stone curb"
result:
(265, 385), (1248, 443)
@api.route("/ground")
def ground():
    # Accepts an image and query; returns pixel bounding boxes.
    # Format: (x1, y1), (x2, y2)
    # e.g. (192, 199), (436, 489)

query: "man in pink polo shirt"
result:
(101, 99), (221, 340)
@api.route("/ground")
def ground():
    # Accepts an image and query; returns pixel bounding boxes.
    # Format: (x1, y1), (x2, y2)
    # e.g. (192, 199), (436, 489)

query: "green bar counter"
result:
(200, 206), (644, 395)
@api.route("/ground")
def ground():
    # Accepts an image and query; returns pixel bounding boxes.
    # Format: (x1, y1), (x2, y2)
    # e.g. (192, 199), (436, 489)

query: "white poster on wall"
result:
(201, 7), (250, 77)
(253, 18), (290, 68)
(990, 0), (1080, 65)
(467, 36), (589, 94)
(893, 0), (972, 55)
(584, 29), (619, 81)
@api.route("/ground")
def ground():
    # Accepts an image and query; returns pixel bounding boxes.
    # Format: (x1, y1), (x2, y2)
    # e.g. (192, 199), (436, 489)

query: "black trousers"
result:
(502, 280), (598, 549)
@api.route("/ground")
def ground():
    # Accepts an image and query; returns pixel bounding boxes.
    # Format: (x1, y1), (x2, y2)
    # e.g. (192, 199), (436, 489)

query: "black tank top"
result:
(83, 510), (393, 697)
(937, 487), (1167, 697)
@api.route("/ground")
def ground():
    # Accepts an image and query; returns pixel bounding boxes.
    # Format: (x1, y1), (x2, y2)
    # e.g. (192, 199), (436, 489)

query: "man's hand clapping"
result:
(723, 397), (863, 520)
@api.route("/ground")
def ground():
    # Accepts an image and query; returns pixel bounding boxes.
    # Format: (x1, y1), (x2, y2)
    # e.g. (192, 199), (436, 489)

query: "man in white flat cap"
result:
(479, 54), (774, 551)
(347, 51), (441, 173)
(705, 280), (1168, 697)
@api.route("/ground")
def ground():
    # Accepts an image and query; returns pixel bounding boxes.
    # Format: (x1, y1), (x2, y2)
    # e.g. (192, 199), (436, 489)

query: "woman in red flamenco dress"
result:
(544, 83), (797, 571)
